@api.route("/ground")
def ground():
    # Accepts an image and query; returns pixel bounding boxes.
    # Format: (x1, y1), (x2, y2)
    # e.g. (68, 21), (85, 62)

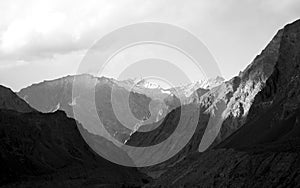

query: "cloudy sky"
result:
(0, 0), (299, 91)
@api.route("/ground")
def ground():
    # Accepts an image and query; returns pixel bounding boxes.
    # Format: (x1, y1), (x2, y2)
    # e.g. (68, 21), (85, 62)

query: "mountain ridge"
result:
(0, 85), (35, 113)
(148, 18), (300, 187)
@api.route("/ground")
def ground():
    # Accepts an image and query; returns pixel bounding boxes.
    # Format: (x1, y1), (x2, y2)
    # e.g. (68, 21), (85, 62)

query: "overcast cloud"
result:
(0, 0), (300, 90)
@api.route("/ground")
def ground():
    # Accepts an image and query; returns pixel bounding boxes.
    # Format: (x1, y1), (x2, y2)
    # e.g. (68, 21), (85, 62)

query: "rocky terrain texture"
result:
(146, 19), (300, 187)
(219, 18), (300, 149)
(125, 19), (287, 178)
(0, 85), (148, 187)
(201, 25), (284, 149)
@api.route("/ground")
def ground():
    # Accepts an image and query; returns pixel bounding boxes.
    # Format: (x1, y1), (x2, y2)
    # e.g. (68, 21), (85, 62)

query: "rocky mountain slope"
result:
(0, 85), (148, 187)
(199, 25), (284, 151)
(147, 19), (300, 187)
(124, 19), (286, 178)
(219, 19), (300, 149)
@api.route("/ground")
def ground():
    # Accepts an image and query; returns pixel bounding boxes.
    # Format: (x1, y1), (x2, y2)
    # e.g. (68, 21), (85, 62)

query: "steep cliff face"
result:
(204, 28), (284, 148)
(219, 19), (300, 149)
(0, 85), (147, 187)
(148, 19), (300, 188)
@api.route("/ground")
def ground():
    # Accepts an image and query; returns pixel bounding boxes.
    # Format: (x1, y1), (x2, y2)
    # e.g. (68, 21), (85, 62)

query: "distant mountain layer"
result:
(17, 74), (223, 145)
(0, 85), (148, 187)
(18, 75), (180, 142)
(148, 19), (300, 187)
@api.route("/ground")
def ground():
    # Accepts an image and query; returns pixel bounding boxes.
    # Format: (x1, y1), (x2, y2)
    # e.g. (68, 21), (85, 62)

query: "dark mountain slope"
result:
(14, 75), (142, 167)
(150, 148), (300, 188)
(0, 86), (148, 187)
(0, 85), (35, 113)
(125, 103), (210, 177)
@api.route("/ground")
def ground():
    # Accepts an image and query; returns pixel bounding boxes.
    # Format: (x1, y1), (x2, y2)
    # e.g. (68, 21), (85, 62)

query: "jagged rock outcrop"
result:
(219, 19), (300, 149)
(203, 27), (284, 148)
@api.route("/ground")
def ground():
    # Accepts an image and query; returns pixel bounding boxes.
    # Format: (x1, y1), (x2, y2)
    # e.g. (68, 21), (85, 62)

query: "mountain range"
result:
(147, 19), (300, 187)
(0, 19), (300, 187)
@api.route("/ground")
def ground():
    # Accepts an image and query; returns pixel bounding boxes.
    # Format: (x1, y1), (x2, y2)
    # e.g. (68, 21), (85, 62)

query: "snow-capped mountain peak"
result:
(136, 79), (161, 89)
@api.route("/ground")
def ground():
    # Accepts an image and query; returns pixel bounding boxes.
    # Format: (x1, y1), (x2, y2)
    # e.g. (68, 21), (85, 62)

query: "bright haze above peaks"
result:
(0, 0), (299, 91)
